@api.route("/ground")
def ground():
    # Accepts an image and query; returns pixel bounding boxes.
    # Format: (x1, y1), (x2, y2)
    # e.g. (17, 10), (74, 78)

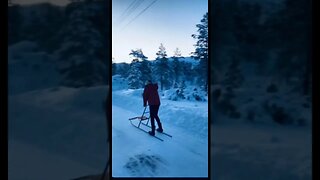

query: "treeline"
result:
(212, 0), (312, 96)
(211, 0), (312, 125)
(8, 0), (109, 87)
(113, 13), (208, 93)
(113, 47), (198, 91)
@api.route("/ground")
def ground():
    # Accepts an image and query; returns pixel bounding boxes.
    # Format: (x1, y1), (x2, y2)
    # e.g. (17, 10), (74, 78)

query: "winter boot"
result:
(148, 131), (155, 136)
(156, 123), (163, 133)
(149, 126), (155, 136)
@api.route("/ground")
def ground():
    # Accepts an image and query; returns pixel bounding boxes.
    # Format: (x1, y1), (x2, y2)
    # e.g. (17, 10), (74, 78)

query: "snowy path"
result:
(211, 123), (312, 180)
(9, 86), (109, 180)
(112, 90), (208, 177)
(8, 140), (98, 180)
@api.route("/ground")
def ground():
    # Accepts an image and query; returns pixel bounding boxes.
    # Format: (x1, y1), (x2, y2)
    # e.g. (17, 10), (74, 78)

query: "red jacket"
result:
(143, 83), (160, 106)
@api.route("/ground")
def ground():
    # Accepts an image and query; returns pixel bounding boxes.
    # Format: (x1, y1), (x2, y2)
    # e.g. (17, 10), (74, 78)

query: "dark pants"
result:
(149, 105), (162, 131)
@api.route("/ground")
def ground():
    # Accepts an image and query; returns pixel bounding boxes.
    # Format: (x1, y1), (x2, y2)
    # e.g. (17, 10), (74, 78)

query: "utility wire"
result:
(121, 0), (157, 30)
(118, 0), (145, 24)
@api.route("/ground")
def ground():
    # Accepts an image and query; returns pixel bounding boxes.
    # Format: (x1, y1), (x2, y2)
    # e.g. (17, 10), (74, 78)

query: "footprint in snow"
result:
(124, 154), (166, 176)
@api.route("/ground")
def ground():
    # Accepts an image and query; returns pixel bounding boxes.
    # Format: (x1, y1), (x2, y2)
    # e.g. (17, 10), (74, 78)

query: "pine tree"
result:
(263, 0), (311, 95)
(129, 49), (152, 85)
(140, 59), (152, 84)
(129, 49), (148, 61)
(177, 80), (186, 99)
(171, 48), (184, 88)
(155, 43), (171, 90)
(127, 49), (151, 88)
(55, 1), (106, 87)
(127, 59), (143, 89)
(192, 12), (208, 93)
(180, 61), (194, 83)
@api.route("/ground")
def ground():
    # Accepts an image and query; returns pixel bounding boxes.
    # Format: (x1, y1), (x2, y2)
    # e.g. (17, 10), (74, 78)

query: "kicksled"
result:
(128, 106), (172, 141)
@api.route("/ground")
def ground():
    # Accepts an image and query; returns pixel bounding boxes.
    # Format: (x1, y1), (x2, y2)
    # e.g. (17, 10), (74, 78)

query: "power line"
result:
(118, 0), (145, 25)
(118, 0), (138, 22)
(122, 0), (157, 30)
(121, 0), (145, 23)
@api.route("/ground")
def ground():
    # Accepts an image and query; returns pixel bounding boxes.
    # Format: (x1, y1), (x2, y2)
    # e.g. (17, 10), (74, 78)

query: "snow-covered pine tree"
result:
(129, 49), (147, 61)
(127, 59), (143, 89)
(55, 1), (107, 87)
(222, 54), (244, 110)
(177, 80), (186, 99)
(192, 12), (208, 93)
(128, 49), (152, 86)
(263, 0), (311, 95)
(171, 48), (184, 88)
(155, 43), (171, 90)
(179, 61), (194, 83)
(140, 59), (152, 84)
(128, 49), (151, 89)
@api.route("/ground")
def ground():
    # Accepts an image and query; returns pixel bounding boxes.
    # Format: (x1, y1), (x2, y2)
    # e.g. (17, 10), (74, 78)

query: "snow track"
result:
(112, 89), (208, 177)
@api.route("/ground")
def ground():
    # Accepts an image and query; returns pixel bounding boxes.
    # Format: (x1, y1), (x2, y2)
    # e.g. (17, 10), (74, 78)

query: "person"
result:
(143, 80), (163, 136)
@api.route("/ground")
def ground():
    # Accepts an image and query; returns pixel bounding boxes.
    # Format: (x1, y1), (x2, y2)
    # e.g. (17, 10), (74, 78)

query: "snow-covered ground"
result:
(211, 123), (312, 180)
(8, 140), (98, 180)
(8, 41), (61, 95)
(8, 39), (311, 179)
(112, 77), (209, 177)
(9, 85), (109, 179)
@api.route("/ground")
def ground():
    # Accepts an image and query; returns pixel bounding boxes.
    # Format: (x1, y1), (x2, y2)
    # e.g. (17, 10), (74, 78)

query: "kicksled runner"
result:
(129, 106), (172, 141)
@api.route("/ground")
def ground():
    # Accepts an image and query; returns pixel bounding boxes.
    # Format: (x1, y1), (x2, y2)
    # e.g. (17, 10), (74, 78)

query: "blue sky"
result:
(112, 0), (208, 63)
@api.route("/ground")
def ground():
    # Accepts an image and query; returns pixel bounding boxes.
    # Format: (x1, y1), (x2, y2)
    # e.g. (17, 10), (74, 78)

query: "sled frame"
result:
(129, 106), (172, 140)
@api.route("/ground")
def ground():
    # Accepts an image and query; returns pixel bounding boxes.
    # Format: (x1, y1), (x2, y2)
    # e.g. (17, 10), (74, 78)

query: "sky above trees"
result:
(112, 0), (207, 63)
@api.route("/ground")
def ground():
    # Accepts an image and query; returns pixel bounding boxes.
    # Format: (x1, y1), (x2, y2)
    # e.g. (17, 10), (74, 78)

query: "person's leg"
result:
(149, 105), (156, 135)
(154, 105), (163, 132)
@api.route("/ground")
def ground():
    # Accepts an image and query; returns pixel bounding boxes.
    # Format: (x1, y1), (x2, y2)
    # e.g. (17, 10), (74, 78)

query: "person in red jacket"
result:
(143, 80), (163, 136)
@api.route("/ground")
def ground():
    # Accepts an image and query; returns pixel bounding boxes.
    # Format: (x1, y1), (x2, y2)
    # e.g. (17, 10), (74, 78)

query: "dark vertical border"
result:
(2, 1), (9, 180)
(312, 0), (319, 179)
(0, 1), (9, 179)
(109, 0), (113, 179)
(207, 0), (211, 179)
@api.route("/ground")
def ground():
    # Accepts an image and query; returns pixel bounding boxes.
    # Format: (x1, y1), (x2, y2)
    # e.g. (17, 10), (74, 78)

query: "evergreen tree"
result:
(192, 12), (208, 92)
(55, 1), (106, 87)
(129, 49), (152, 84)
(140, 59), (152, 84)
(177, 80), (186, 99)
(127, 59), (143, 89)
(129, 49), (148, 61)
(171, 48), (184, 88)
(180, 61), (194, 83)
(263, 0), (311, 95)
(155, 43), (171, 90)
